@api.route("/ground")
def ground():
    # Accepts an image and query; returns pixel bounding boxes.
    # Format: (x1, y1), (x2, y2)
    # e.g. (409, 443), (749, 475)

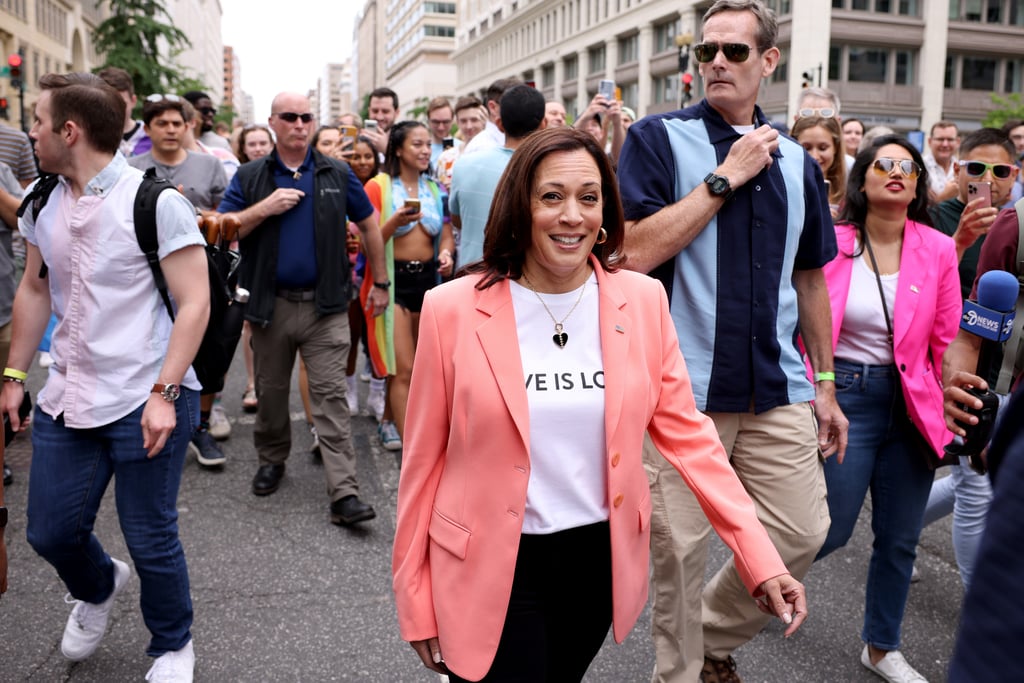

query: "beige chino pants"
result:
(644, 402), (830, 682)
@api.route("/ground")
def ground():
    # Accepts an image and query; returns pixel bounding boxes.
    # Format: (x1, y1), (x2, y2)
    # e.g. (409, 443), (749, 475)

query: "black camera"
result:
(944, 386), (1000, 473)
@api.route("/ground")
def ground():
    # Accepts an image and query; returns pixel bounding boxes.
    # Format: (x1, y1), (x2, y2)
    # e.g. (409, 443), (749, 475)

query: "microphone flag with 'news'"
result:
(961, 270), (1019, 342)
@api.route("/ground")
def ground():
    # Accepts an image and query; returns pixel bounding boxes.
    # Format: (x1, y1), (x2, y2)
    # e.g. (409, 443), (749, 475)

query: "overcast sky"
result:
(220, 0), (357, 120)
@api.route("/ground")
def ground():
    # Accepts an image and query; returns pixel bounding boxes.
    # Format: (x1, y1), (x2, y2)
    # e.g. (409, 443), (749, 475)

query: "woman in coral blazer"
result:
(392, 128), (807, 682)
(814, 135), (961, 681)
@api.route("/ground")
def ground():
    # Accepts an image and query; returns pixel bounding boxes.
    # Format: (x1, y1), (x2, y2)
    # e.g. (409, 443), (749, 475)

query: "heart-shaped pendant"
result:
(552, 332), (568, 348)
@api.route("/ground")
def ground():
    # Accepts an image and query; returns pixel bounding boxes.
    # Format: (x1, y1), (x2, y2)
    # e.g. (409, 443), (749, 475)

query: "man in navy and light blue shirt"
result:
(218, 91), (389, 527)
(616, 1), (847, 681)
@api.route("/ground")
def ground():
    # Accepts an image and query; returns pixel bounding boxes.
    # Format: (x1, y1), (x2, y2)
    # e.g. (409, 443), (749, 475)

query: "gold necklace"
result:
(520, 272), (587, 349)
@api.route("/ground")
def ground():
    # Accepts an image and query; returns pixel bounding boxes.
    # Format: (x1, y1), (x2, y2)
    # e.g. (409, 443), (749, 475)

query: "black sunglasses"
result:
(960, 160), (1015, 179)
(693, 42), (751, 63)
(199, 107), (217, 116)
(275, 112), (314, 123)
(871, 157), (921, 179)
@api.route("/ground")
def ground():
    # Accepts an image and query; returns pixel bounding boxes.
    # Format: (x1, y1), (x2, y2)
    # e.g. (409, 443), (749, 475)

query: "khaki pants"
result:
(251, 298), (358, 501)
(645, 402), (830, 682)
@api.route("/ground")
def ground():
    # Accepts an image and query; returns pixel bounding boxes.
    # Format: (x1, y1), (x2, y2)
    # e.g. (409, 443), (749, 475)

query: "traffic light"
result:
(8, 53), (22, 90)
(801, 70), (813, 88)
(0, 97), (7, 119)
(682, 72), (693, 104)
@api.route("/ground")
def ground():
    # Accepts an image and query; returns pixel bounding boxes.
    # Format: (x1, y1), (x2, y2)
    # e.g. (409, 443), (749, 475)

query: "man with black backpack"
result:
(1, 72), (208, 681)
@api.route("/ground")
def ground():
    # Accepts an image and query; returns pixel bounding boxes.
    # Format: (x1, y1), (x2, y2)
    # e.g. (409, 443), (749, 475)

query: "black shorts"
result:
(394, 260), (437, 313)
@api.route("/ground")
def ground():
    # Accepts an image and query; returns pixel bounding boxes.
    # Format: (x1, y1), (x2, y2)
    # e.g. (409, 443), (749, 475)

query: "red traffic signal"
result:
(7, 54), (21, 68)
(8, 52), (22, 89)
(682, 72), (693, 85)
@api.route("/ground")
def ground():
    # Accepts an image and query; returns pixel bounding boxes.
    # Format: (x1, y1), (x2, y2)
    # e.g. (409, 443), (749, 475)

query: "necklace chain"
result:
(521, 272), (587, 348)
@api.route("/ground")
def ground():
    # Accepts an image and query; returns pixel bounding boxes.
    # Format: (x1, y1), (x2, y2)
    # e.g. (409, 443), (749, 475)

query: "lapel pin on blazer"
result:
(615, 324), (625, 334)
(910, 284), (920, 293)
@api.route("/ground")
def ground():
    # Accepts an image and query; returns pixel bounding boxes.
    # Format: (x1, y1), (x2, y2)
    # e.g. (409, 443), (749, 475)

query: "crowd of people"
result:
(4, 0), (1024, 681)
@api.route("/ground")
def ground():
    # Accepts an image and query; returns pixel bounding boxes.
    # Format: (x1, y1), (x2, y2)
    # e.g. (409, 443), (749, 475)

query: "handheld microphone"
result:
(960, 270), (1018, 342)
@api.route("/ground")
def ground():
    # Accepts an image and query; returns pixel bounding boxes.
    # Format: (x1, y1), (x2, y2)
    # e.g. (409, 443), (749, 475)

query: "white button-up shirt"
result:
(20, 154), (205, 428)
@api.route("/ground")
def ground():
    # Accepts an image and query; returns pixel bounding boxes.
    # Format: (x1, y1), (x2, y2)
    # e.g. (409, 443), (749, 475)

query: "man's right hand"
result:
(944, 370), (988, 436)
(718, 124), (781, 188)
(260, 188), (305, 218)
(1, 382), (27, 433)
(363, 127), (389, 155)
(952, 197), (999, 259)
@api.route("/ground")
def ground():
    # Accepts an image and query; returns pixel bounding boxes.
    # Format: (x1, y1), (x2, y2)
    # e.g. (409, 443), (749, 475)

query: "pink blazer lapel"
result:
(892, 221), (927, 350)
(474, 280), (530, 452)
(594, 266), (630, 444)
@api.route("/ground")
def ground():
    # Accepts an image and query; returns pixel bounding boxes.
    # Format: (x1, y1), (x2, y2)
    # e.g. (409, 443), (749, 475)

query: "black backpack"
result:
(17, 168), (245, 394)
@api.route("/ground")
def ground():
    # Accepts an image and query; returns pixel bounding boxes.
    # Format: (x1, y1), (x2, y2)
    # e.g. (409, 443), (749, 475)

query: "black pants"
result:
(448, 521), (613, 683)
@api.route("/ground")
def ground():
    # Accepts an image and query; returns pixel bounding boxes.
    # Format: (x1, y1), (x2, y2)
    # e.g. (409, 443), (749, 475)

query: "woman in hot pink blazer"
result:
(392, 128), (806, 682)
(813, 135), (961, 681)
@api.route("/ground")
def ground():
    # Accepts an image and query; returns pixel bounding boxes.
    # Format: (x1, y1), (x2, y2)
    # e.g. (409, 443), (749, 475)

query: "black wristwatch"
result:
(704, 172), (734, 201)
(0, 506), (7, 529)
(152, 383), (181, 402)
(373, 280), (391, 291)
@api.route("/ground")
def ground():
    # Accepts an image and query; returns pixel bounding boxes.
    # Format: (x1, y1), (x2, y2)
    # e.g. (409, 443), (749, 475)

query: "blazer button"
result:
(900, 363), (906, 372)
(611, 452), (621, 467)
(613, 493), (624, 508)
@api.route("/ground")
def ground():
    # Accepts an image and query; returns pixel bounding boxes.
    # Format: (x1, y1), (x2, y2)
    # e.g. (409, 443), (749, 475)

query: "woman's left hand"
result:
(438, 249), (454, 277)
(410, 638), (449, 674)
(756, 573), (808, 638)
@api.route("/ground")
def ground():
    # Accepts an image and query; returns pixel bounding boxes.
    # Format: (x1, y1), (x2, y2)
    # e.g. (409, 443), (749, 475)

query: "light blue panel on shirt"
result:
(663, 116), (721, 408)
(774, 136), (816, 404)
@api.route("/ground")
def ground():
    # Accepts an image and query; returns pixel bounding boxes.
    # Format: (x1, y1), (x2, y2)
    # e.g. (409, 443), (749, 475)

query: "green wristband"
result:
(814, 371), (835, 383)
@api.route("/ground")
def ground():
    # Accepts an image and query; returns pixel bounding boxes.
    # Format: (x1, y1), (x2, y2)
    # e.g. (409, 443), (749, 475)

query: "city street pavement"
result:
(0, 350), (964, 681)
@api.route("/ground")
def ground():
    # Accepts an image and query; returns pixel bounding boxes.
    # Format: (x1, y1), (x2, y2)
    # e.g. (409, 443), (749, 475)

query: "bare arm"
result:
(623, 124), (781, 273)
(140, 244), (210, 457)
(222, 188), (306, 239)
(355, 213), (390, 316)
(942, 329), (986, 436)
(1, 244), (53, 434)
(794, 267), (848, 461)
(0, 187), (20, 230)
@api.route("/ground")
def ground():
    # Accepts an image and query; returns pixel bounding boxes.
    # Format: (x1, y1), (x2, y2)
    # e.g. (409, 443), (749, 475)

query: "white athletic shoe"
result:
(61, 558), (131, 661)
(146, 639), (195, 682)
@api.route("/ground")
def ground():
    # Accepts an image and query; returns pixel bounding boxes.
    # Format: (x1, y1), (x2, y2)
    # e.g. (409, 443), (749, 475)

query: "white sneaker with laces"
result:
(146, 639), (195, 682)
(208, 403), (231, 440)
(861, 645), (928, 683)
(61, 557), (131, 661)
(366, 377), (385, 421)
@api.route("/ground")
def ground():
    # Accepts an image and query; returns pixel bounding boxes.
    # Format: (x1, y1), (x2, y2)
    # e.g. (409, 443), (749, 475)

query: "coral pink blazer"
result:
(392, 260), (788, 681)
(823, 221), (962, 455)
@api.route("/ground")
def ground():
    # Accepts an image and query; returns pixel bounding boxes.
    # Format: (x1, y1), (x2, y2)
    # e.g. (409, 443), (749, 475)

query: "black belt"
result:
(394, 259), (436, 274)
(276, 287), (316, 302)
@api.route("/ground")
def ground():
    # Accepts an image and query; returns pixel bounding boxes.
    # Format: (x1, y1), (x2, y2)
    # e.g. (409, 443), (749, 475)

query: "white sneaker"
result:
(146, 639), (195, 682)
(61, 557), (131, 661)
(346, 374), (359, 415)
(208, 403), (231, 441)
(861, 645), (928, 683)
(366, 378), (385, 422)
(359, 357), (372, 382)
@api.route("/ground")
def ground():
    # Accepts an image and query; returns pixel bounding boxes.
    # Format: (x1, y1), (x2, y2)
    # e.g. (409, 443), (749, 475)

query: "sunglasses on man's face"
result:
(199, 107), (217, 116)
(798, 107), (837, 119)
(275, 112), (314, 123)
(693, 42), (751, 63)
(959, 160), (1016, 179)
(871, 157), (921, 179)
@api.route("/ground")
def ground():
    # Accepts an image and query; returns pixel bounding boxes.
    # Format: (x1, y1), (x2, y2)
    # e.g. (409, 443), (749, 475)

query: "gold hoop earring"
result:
(596, 227), (608, 245)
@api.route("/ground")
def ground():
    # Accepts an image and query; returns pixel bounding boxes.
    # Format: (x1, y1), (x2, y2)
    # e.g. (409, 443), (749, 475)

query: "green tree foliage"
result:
(91, 0), (206, 107)
(983, 92), (1024, 128)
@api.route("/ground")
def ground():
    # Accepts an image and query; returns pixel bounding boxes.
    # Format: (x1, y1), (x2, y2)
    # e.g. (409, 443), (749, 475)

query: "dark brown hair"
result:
(466, 127), (626, 289)
(39, 72), (125, 155)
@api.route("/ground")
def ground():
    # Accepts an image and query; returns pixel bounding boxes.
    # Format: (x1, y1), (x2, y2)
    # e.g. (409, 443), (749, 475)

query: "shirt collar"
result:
(272, 147), (313, 174)
(73, 152), (127, 197)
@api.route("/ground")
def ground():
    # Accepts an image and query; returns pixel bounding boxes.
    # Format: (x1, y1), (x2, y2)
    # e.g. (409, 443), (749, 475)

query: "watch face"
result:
(163, 384), (181, 401)
(711, 176), (729, 194)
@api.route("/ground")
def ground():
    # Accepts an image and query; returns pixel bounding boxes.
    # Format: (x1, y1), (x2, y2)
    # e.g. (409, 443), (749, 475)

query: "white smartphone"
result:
(598, 79), (615, 101)
(365, 120), (379, 132)
(968, 181), (992, 208)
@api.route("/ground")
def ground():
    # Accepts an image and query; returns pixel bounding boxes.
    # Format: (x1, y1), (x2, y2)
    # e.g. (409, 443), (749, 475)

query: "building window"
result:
(829, 45), (842, 81)
(765, 0), (791, 13)
(876, 0), (891, 11)
(0, 0), (27, 21)
(1006, 59), (1024, 92)
(620, 81), (639, 110)
(944, 55), (954, 88)
(898, 0), (918, 14)
(848, 46), (888, 82)
(895, 50), (914, 85)
(654, 74), (678, 104)
(542, 63), (555, 88)
(423, 1), (455, 13)
(962, 56), (997, 90)
(951, 0), (1006, 22)
(564, 54), (578, 81)
(423, 25), (455, 37)
(588, 45), (606, 74)
(618, 34), (638, 64)
(770, 47), (789, 84)
(653, 18), (680, 54)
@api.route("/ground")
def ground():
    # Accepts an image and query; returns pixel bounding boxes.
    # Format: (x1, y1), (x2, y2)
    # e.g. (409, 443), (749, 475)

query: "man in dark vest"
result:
(218, 92), (389, 525)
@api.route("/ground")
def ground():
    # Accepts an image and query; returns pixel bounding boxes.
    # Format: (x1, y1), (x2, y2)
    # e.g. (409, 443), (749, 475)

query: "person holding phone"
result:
(920, 128), (1019, 592)
(362, 121), (454, 450)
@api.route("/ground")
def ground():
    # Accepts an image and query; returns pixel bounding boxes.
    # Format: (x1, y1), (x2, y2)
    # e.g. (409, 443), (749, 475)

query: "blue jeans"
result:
(922, 459), (992, 589)
(815, 360), (935, 650)
(26, 390), (198, 656)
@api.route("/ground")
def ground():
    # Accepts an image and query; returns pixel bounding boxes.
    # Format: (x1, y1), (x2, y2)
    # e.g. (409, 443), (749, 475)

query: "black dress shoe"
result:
(3, 464), (11, 486)
(330, 495), (376, 525)
(252, 464), (285, 496)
